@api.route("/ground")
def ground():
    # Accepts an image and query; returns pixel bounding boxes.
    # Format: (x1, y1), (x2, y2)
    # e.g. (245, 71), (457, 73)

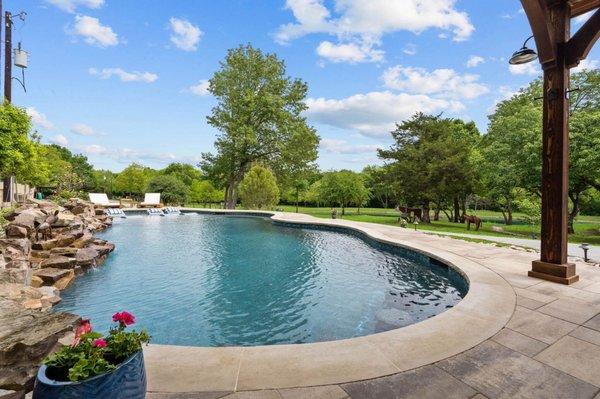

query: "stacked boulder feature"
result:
(0, 198), (116, 396)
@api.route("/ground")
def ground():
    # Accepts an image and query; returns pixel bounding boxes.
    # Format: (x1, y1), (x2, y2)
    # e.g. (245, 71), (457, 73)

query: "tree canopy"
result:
(200, 44), (319, 208)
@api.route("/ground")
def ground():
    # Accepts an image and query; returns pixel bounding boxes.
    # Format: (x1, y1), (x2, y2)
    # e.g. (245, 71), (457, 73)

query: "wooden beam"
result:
(566, 9), (600, 67)
(529, 0), (579, 284)
(569, 0), (600, 17)
(521, 0), (556, 67)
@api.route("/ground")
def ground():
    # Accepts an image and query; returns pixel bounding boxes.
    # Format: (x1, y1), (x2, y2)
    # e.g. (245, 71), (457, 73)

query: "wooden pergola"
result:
(521, 0), (600, 284)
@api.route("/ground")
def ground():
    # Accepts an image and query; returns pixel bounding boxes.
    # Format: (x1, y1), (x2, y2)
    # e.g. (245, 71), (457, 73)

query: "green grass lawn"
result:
(275, 205), (600, 245)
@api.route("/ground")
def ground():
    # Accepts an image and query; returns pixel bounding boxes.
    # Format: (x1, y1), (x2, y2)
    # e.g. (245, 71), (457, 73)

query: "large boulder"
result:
(0, 300), (79, 391)
(40, 256), (77, 270)
(0, 239), (31, 257)
(71, 233), (94, 249)
(51, 212), (75, 228)
(75, 247), (100, 267)
(32, 268), (71, 285)
(4, 225), (27, 239)
(53, 270), (75, 290)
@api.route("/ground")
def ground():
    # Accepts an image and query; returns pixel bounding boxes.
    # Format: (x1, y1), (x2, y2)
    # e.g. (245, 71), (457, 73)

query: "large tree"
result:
(481, 69), (600, 231)
(0, 103), (43, 199)
(317, 170), (370, 215)
(200, 44), (319, 209)
(114, 163), (156, 198)
(379, 113), (480, 223)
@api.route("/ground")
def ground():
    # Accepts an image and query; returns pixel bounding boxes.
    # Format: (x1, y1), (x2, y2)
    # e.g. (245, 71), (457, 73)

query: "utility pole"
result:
(4, 10), (10, 102)
(1, 7), (12, 205)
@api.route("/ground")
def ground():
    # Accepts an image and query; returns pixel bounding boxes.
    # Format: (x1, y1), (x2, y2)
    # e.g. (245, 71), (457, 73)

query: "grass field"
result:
(275, 205), (600, 245)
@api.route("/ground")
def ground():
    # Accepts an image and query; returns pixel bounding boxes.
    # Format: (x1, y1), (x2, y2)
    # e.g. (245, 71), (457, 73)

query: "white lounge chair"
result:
(163, 207), (181, 215)
(89, 193), (121, 208)
(139, 193), (162, 208)
(147, 208), (164, 216)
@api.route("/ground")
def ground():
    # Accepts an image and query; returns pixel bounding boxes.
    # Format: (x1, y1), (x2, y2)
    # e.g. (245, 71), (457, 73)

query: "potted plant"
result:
(33, 311), (150, 399)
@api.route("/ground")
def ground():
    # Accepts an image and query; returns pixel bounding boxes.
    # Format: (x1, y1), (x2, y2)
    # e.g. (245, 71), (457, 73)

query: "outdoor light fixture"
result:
(509, 35), (538, 65)
(580, 243), (590, 262)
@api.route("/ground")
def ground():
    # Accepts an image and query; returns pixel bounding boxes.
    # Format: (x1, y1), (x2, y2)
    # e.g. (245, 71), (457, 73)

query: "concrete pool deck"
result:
(137, 210), (600, 398)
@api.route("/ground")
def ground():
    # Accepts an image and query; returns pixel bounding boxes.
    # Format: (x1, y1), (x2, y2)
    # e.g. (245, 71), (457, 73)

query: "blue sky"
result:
(8, 0), (599, 172)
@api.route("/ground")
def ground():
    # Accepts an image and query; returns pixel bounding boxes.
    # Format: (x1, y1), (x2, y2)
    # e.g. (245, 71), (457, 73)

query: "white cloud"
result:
(276, 0), (473, 63)
(316, 41), (383, 63)
(572, 59), (598, 74)
(71, 123), (99, 136)
(49, 134), (69, 146)
(320, 138), (381, 154)
(169, 17), (202, 52)
(186, 79), (210, 96)
(403, 43), (417, 56)
(46, 0), (103, 13)
(26, 107), (54, 130)
(382, 65), (489, 100)
(306, 91), (463, 137)
(509, 62), (540, 76)
(77, 144), (188, 165)
(80, 144), (107, 154)
(89, 67), (158, 83)
(71, 15), (118, 47)
(466, 55), (484, 68)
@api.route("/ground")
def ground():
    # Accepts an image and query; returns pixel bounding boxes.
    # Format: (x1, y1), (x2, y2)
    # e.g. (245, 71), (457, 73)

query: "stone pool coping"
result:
(125, 209), (516, 392)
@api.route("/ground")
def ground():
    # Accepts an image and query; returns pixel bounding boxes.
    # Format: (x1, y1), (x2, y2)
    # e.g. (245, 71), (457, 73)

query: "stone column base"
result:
(529, 260), (579, 285)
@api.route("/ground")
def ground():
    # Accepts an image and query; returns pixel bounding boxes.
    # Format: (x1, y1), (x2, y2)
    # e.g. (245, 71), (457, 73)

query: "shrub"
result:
(238, 164), (280, 209)
(147, 174), (189, 205)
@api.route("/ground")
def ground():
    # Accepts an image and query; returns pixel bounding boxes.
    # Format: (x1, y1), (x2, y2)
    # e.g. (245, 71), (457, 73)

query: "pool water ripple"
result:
(53, 214), (467, 346)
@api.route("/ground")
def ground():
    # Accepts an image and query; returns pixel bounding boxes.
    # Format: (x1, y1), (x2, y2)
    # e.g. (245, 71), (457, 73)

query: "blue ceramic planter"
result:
(33, 350), (146, 399)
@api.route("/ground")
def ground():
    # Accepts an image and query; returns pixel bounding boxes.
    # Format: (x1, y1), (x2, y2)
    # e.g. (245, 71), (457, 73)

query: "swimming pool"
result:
(54, 213), (468, 346)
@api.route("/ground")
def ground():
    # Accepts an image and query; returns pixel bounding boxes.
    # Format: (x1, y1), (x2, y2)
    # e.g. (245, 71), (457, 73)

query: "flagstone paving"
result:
(146, 212), (600, 399)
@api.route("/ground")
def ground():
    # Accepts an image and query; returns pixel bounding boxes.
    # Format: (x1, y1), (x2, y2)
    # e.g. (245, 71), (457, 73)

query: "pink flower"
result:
(93, 338), (107, 348)
(71, 319), (92, 347)
(112, 311), (135, 326)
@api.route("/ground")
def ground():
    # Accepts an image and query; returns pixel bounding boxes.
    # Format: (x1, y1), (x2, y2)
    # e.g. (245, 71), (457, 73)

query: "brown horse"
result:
(462, 214), (482, 231)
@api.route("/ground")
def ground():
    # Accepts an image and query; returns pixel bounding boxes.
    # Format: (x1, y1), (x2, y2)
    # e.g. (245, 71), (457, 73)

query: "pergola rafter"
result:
(520, 0), (599, 284)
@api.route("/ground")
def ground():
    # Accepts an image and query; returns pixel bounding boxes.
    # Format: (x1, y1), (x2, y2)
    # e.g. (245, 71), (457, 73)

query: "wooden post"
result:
(529, 1), (579, 284)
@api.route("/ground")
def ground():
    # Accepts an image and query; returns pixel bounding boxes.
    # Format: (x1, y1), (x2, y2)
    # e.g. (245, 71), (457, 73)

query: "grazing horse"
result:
(34, 210), (59, 241)
(462, 214), (482, 231)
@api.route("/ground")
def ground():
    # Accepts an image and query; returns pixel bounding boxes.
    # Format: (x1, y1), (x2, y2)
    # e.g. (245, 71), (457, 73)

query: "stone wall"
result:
(0, 198), (115, 396)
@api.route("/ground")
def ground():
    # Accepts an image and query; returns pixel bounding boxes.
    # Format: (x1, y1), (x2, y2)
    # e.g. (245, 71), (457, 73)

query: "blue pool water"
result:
(54, 214), (468, 346)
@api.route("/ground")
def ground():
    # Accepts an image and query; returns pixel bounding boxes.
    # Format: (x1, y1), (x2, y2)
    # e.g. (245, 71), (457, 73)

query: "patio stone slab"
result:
(516, 295), (546, 310)
(506, 306), (577, 344)
(537, 297), (600, 324)
(491, 328), (548, 357)
(146, 393), (231, 399)
(223, 391), (281, 399)
(235, 339), (398, 390)
(144, 345), (243, 392)
(278, 386), (348, 399)
(437, 340), (599, 398)
(570, 326), (600, 346)
(584, 314), (600, 332)
(340, 365), (477, 399)
(513, 287), (557, 304)
(535, 335), (600, 387)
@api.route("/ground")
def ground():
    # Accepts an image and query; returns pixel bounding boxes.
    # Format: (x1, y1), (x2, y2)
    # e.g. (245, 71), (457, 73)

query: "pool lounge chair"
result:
(89, 193), (121, 208)
(163, 207), (181, 215)
(105, 208), (127, 218)
(147, 208), (165, 216)
(139, 193), (162, 208)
